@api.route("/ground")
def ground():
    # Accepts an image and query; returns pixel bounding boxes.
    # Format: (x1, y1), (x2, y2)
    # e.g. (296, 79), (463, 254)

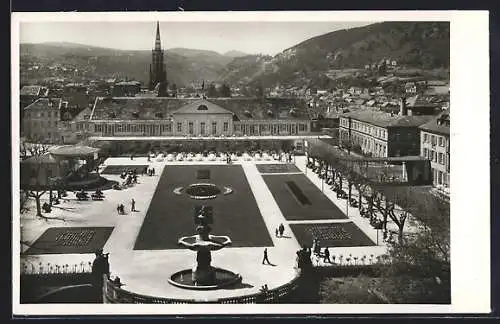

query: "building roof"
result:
(20, 85), (42, 96)
(419, 109), (450, 135)
(89, 97), (310, 121)
(340, 110), (434, 128)
(406, 95), (446, 108)
(49, 145), (100, 157)
(173, 100), (233, 115)
(115, 81), (142, 86)
(23, 98), (62, 111)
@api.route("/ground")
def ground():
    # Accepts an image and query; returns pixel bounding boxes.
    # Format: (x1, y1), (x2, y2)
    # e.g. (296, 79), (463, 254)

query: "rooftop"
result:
(419, 109), (450, 135)
(406, 94), (447, 108)
(49, 145), (101, 157)
(90, 97), (310, 121)
(340, 110), (434, 128)
(20, 85), (42, 96)
(23, 98), (62, 111)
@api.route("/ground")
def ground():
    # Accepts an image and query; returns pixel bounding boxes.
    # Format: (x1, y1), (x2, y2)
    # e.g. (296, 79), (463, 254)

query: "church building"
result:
(149, 22), (168, 97)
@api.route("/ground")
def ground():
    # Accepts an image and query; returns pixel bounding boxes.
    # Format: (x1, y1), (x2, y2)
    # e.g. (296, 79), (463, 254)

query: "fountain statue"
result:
(177, 206), (232, 286)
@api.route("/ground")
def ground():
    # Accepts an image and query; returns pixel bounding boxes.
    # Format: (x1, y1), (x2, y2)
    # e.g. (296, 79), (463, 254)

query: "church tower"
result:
(149, 21), (168, 97)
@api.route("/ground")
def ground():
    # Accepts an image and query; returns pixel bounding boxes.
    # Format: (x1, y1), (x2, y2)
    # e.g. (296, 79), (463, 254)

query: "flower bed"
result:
(185, 183), (221, 200)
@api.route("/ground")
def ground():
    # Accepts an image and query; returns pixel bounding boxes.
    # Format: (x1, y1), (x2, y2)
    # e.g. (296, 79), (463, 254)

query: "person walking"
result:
(278, 223), (285, 237)
(116, 204), (121, 215)
(131, 198), (136, 212)
(323, 247), (331, 263)
(275, 228), (279, 237)
(262, 248), (271, 265)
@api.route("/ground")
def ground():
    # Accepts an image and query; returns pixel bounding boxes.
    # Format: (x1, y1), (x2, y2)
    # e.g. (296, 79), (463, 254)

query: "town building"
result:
(148, 22), (168, 97)
(419, 109), (450, 188)
(20, 85), (49, 109)
(339, 104), (433, 158)
(86, 98), (311, 138)
(22, 98), (66, 143)
(112, 81), (142, 97)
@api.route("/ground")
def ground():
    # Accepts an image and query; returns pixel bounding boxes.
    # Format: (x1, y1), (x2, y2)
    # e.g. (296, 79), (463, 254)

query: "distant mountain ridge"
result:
(20, 22), (449, 89)
(220, 22), (450, 88)
(20, 42), (253, 86)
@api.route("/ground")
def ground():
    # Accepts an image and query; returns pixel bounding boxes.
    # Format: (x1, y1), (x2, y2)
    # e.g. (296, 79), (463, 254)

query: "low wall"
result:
(103, 271), (301, 304)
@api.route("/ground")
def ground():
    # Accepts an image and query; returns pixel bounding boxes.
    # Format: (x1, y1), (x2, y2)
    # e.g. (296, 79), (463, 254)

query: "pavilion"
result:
(47, 145), (104, 189)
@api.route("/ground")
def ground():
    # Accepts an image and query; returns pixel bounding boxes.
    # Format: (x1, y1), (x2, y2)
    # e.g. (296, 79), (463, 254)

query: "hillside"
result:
(20, 43), (230, 86)
(222, 22), (450, 88)
(223, 50), (249, 58)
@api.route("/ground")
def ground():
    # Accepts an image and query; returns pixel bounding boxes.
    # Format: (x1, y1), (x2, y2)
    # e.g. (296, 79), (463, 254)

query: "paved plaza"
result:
(20, 156), (390, 301)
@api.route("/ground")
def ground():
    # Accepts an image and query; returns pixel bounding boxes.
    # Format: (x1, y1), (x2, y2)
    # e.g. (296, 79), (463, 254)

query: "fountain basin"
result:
(168, 268), (242, 290)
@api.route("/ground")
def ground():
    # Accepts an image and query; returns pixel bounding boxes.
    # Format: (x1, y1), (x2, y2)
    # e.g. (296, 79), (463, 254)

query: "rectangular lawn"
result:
(101, 165), (148, 175)
(256, 164), (301, 174)
(290, 223), (375, 248)
(134, 165), (273, 250)
(24, 227), (114, 255)
(262, 174), (348, 220)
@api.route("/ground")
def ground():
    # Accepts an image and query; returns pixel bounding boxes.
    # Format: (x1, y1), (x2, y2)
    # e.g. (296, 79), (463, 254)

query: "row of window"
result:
(423, 148), (447, 165)
(25, 110), (59, 118)
(351, 133), (387, 157)
(423, 132), (446, 147)
(29, 120), (58, 128)
(432, 167), (449, 187)
(339, 118), (387, 140)
(93, 122), (307, 136)
(182, 122), (229, 135)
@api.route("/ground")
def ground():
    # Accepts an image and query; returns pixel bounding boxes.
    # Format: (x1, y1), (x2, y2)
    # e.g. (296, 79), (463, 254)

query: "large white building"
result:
(87, 97), (312, 137)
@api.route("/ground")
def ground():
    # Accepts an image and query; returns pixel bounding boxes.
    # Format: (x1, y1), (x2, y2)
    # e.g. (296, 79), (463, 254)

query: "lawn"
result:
(256, 164), (301, 174)
(101, 165), (148, 175)
(134, 165), (273, 250)
(262, 174), (348, 220)
(24, 227), (115, 255)
(289, 222), (375, 248)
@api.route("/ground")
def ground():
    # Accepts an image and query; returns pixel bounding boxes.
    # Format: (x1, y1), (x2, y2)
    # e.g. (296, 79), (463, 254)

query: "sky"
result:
(20, 21), (375, 55)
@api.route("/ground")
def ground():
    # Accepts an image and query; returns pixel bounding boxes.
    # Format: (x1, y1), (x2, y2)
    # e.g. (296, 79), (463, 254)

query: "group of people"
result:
(274, 223), (286, 238)
(120, 169), (139, 186)
(146, 167), (156, 176)
(117, 198), (137, 215)
(312, 239), (332, 264)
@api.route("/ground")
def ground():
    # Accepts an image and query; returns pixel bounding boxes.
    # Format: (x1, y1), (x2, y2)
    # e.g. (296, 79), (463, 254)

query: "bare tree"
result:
(21, 158), (47, 217)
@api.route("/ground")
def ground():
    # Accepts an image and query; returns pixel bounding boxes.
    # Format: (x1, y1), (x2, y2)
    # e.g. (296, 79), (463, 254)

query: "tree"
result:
(206, 83), (218, 98)
(218, 83), (231, 97)
(21, 157), (48, 217)
(374, 226), (450, 304)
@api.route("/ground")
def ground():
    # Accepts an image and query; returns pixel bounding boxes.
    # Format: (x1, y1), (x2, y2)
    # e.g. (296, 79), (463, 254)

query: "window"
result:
(438, 171), (443, 185)
(431, 135), (437, 146)
(438, 152), (444, 165)
(212, 122), (217, 135)
(177, 122), (182, 132)
(439, 136), (444, 147)
(189, 122), (194, 135)
(424, 133), (429, 143)
(48, 111), (52, 118)
(423, 148), (428, 158)
(299, 123), (306, 132)
(223, 122), (228, 132)
(200, 122), (206, 135)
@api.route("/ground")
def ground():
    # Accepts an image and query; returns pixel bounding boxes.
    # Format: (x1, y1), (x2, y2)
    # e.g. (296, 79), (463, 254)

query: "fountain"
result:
(168, 206), (242, 290)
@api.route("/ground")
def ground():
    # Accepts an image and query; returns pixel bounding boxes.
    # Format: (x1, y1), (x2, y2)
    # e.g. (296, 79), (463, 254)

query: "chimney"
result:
(399, 97), (408, 116)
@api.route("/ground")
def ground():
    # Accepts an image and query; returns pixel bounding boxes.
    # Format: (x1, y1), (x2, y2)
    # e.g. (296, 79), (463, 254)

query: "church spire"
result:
(155, 21), (162, 50)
